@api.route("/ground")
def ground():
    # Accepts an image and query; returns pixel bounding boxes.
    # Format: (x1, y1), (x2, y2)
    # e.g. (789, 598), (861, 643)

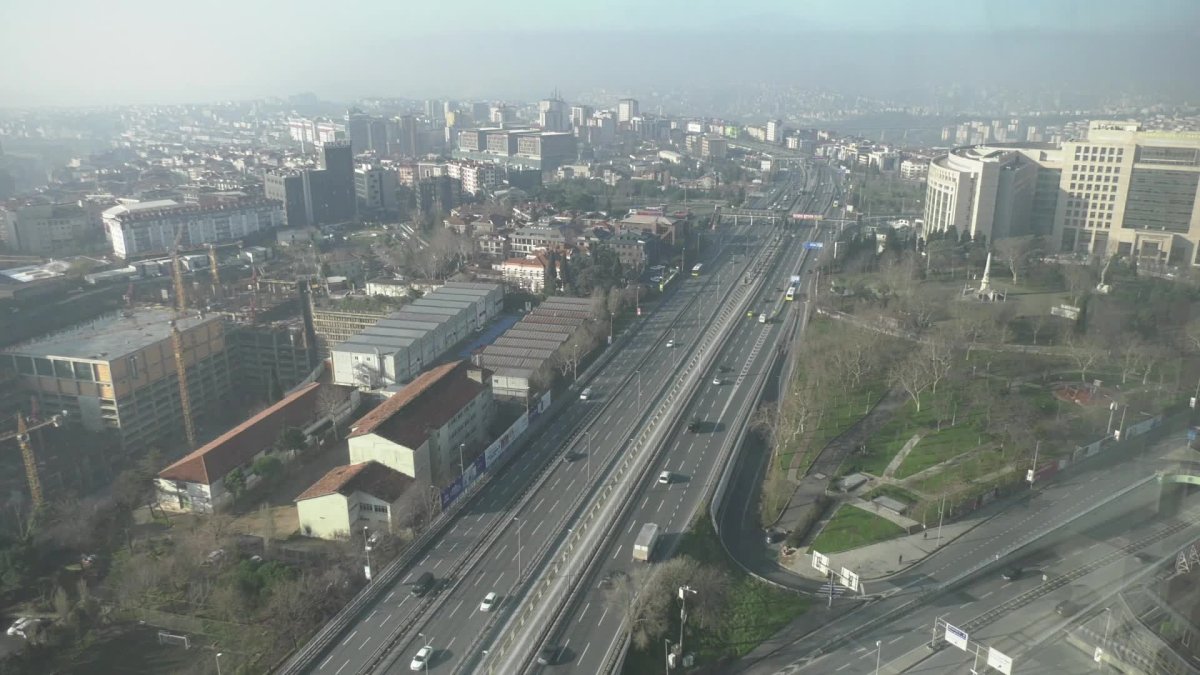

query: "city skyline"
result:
(2, 0), (1199, 106)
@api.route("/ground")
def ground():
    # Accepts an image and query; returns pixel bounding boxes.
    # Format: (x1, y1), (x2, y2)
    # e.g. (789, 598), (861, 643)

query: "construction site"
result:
(0, 235), (330, 512)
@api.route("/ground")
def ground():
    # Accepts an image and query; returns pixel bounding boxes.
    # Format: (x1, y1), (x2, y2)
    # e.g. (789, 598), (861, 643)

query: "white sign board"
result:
(1094, 646), (1104, 663)
(986, 647), (1013, 674)
(839, 567), (860, 593)
(944, 623), (969, 651)
(812, 551), (830, 575)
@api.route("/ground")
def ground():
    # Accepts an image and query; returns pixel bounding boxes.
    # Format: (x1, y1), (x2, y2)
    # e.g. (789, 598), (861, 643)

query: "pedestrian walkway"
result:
(781, 516), (980, 584)
(882, 433), (922, 478)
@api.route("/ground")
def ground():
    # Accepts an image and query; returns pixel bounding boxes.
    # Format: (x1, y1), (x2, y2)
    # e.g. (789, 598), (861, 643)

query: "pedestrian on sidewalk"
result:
(898, 554), (903, 564)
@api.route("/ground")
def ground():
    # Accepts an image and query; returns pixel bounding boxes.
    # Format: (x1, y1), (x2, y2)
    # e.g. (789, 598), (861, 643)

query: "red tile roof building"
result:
(296, 461), (414, 539)
(348, 360), (493, 486)
(155, 382), (321, 513)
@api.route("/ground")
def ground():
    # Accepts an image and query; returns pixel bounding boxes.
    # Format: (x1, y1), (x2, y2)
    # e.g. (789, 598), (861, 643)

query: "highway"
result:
(510, 165), (837, 674)
(735, 435), (1187, 675)
(304, 199), (766, 675)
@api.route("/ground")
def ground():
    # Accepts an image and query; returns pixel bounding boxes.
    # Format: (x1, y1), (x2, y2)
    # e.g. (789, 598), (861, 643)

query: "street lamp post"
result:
(1029, 440), (1040, 488)
(215, 652), (224, 675)
(419, 633), (431, 673)
(514, 517), (523, 579)
(363, 526), (372, 581)
(586, 432), (592, 481)
(637, 370), (643, 410)
(429, 484), (440, 520)
(678, 585), (697, 658)
(936, 493), (947, 547)
(664, 638), (672, 674)
(875, 640), (882, 675)
(459, 443), (466, 478)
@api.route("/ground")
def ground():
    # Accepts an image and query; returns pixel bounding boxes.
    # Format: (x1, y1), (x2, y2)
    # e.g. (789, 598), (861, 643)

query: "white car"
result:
(658, 470), (671, 485)
(480, 591), (498, 612)
(410, 645), (432, 670)
(712, 377), (722, 385)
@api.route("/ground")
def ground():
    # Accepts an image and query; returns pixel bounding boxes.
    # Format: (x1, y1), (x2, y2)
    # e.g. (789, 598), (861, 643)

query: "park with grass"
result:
(764, 227), (1200, 555)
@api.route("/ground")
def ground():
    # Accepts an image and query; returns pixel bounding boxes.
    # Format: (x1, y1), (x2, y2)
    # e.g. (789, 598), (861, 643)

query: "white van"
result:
(580, 387), (593, 401)
(758, 313), (767, 323)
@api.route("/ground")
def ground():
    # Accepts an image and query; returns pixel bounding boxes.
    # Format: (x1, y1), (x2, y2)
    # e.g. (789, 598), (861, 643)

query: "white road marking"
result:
(367, 610), (377, 621)
(981, 590), (994, 599)
(319, 654), (334, 669)
(359, 635), (371, 650)
(341, 630), (358, 645)
(835, 664), (850, 672)
(380, 612), (393, 626)
(613, 544), (624, 559)
(334, 659), (350, 675)
(579, 602), (591, 620)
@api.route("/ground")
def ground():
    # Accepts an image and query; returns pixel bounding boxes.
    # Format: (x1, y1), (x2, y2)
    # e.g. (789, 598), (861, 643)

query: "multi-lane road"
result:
(304, 194), (775, 675)
(735, 435), (1190, 675)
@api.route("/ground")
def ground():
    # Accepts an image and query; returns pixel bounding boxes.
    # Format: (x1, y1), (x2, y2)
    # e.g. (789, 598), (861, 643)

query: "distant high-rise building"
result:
(1054, 120), (1200, 264)
(264, 142), (357, 227)
(471, 102), (491, 125)
(766, 119), (784, 144)
(391, 114), (419, 157)
(0, 202), (94, 255)
(538, 94), (569, 133)
(617, 98), (639, 124)
(424, 99), (444, 124)
(490, 105), (516, 126)
(348, 110), (391, 155)
(356, 165), (399, 213)
(570, 105), (593, 128)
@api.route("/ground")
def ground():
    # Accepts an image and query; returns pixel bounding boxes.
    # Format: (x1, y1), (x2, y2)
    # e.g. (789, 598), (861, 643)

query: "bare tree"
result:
(922, 339), (958, 395)
(891, 352), (935, 412)
(1064, 334), (1105, 383)
(992, 236), (1040, 284)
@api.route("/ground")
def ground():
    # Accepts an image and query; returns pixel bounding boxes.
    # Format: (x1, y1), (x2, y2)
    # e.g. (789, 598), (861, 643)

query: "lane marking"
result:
(359, 635), (371, 650)
(334, 659), (350, 675)
(579, 602), (591, 621)
(341, 630), (358, 646)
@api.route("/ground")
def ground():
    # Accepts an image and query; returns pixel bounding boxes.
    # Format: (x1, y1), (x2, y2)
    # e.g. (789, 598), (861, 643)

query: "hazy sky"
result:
(2, 0), (1198, 106)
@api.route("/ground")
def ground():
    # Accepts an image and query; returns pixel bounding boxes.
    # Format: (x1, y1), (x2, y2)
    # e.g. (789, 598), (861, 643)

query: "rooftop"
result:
(348, 360), (490, 450)
(2, 308), (219, 361)
(158, 382), (321, 485)
(295, 460), (412, 503)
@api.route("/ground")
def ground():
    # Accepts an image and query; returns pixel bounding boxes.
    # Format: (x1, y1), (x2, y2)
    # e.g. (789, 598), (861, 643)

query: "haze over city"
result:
(2, 0), (1199, 106)
(4, 2), (1200, 675)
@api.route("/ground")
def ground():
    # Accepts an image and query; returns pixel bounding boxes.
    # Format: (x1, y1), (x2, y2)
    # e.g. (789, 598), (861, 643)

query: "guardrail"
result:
(277, 265), (666, 674)
(486, 228), (789, 674)
(480, 228), (775, 673)
(360, 234), (761, 674)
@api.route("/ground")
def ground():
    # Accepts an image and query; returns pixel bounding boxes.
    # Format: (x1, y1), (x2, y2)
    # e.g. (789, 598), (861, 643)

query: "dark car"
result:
(1001, 567), (1022, 581)
(1055, 600), (1080, 617)
(411, 571), (435, 596)
(537, 646), (560, 665)
(687, 418), (702, 432)
(765, 530), (784, 544)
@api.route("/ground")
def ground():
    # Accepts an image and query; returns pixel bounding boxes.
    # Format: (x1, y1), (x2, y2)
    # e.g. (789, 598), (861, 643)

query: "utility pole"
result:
(678, 586), (697, 657)
(936, 493), (947, 547)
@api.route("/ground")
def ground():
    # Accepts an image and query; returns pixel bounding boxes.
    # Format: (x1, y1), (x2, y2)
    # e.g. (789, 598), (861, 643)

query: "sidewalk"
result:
(780, 516), (980, 584)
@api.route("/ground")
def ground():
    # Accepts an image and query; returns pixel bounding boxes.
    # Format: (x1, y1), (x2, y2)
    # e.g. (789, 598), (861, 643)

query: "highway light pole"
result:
(514, 517), (523, 579)
(875, 640), (882, 675)
(936, 493), (947, 547)
(459, 443), (466, 478)
(419, 632), (431, 672)
(678, 585), (697, 658)
(586, 432), (592, 481)
(1099, 607), (1112, 670)
(637, 370), (643, 410)
(1028, 440), (1040, 488)
(215, 652), (224, 675)
(363, 525), (372, 581)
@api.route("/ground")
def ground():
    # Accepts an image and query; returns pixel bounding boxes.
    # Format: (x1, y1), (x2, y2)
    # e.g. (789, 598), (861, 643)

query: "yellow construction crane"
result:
(0, 411), (67, 509)
(207, 244), (221, 299)
(170, 224), (197, 449)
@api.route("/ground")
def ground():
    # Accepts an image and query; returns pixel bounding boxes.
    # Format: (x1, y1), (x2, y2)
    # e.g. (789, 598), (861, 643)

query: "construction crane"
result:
(207, 244), (221, 299)
(170, 224), (198, 449)
(0, 410), (68, 509)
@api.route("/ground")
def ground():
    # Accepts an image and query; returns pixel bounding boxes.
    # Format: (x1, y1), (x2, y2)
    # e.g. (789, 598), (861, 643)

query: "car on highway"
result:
(658, 470), (671, 485)
(666, 338), (675, 348)
(1001, 567), (1023, 581)
(480, 591), (498, 612)
(579, 387), (593, 401)
(712, 377), (722, 385)
(687, 418), (702, 432)
(765, 529), (785, 544)
(410, 645), (432, 670)
(537, 646), (560, 665)
(411, 571), (434, 596)
(1055, 600), (1080, 616)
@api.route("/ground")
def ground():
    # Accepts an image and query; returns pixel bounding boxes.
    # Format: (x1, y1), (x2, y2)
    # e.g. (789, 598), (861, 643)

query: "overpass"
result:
(724, 207), (787, 226)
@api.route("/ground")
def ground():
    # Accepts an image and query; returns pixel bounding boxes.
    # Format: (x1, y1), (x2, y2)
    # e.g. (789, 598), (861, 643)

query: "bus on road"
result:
(691, 263), (703, 277)
(785, 285), (797, 301)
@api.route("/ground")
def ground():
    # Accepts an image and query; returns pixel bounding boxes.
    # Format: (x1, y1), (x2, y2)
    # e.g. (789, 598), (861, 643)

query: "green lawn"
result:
(808, 505), (907, 554)
(894, 422), (992, 479)
(622, 517), (810, 674)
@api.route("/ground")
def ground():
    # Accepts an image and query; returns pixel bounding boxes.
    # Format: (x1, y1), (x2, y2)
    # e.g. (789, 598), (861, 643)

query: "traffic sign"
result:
(811, 550), (830, 575)
(838, 567), (859, 593)
(944, 623), (968, 651)
(804, 241), (825, 250)
(986, 647), (1013, 674)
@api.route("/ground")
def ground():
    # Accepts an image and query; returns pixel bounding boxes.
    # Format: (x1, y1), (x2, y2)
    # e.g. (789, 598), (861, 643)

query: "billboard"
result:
(791, 213), (825, 221)
(944, 623), (968, 651)
(811, 551), (830, 575)
(838, 567), (859, 592)
(986, 647), (1013, 674)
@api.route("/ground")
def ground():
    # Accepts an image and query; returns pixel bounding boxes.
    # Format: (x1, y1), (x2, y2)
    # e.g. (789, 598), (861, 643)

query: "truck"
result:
(633, 523), (660, 562)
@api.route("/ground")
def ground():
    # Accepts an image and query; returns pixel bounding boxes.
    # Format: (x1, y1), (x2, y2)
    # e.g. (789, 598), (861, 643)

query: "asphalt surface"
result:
(305, 211), (765, 675)
(734, 435), (1186, 675)
(519, 167), (835, 674)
